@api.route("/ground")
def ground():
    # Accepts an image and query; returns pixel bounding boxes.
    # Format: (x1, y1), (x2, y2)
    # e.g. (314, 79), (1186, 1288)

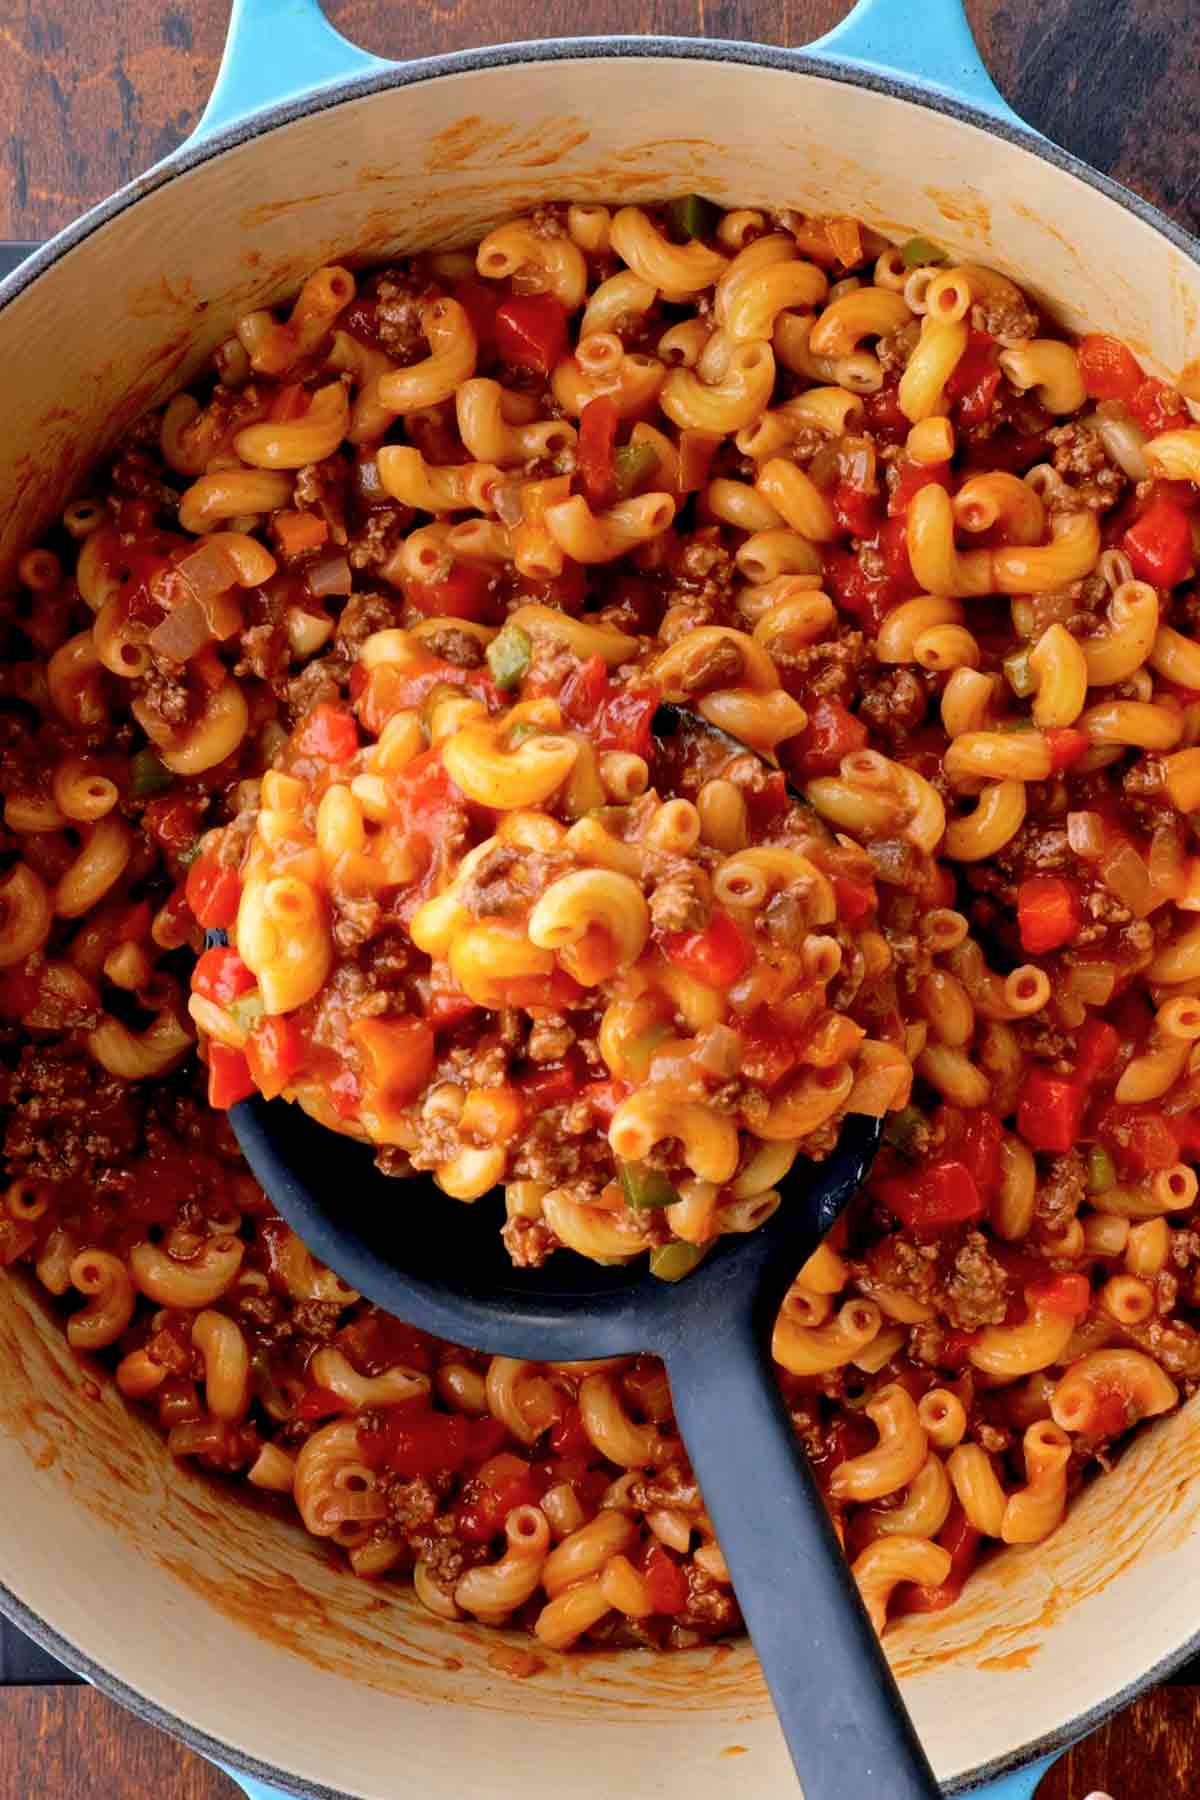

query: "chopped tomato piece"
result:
(894, 1501), (981, 1615)
(297, 703), (359, 764)
(1044, 727), (1089, 773)
(1123, 497), (1194, 588)
(548, 1403), (592, 1459)
(938, 1330), (982, 1372)
(517, 1050), (587, 1109)
(1026, 1272), (1091, 1317)
(875, 1159), (984, 1235)
(1127, 377), (1189, 436)
(862, 382), (909, 443)
(781, 696), (867, 778)
(493, 294), (569, 376)
(405, 562), (497, 622)
(364, 1407), (512, 1482)
(832, 480), (883, 539)
(424, 971), (479, 1032)
(582, 1079), (631, 1125)
(577, 396), (620, 508)
(207, 1044), (255, 1110)
(142, 793), (204, 858)
(642, 1545), (689, 1616)
(887, 458), (952, 519)
(185, 854), (241, 930)
(938, 1107), (1003, 1201)
(946, 330), (1001, 426)
(1017, 875), (1083, 954)
(295, 1386), (353, 1423)
(1076, 334), (1143, 402)
(741, 1009), (803, 1089)
(661, 909), (751, 987)
(112, 900), (152, 944)
(502, 968), (585, 1009)
(245, 1015), (304, 1101)
(191, 945), (256, 1006)
(1017, 1069), (1084, 1154)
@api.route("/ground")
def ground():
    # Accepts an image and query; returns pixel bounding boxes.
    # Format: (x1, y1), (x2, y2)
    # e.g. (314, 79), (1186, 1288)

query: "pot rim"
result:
(3, 32), (1200, 1798)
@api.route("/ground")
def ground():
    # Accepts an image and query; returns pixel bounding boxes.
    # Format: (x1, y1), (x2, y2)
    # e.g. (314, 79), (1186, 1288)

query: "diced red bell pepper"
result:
(1044, 727), (1089, 773)
(938, 1106), (1003, 1201)
(207, 1044), (256, 1110)
(661, 908), (751, 987)
(577, 396), (620, 508)
(945, 330), (1001, 426)
(642, 1545), (689, 1616)
(878, 515), (920, 592)
(1017, 875), (1083, 954)
(185, 853), (242, 930)
(874, 1160), (985, 1235)
(1026, 1272), (1091, 1317)
(780, 696), (867, 778)
(596, 684), (660, 760)
(833, 480), (883, 539)
(493, 294), (569, 376)
(405, 562), (497, 622)
(1127, 377), (1189, 437)
(887, 458), (952, 519)
(560, 653), (610, 726)
(1076, 334), (1143, 403)
(1093, 1099), (1182, 1176)
(832, 873), (877, 925)
(1123, 498), (1194, 589)
(245, 1015), (304, 1101)
(1017, 1069), (1084, 1154)
(297, 702), (359, 764)
(1075, 1017), (1120, 1086)
(191, 945), (256, 1006)
(450, 277), (501, 352)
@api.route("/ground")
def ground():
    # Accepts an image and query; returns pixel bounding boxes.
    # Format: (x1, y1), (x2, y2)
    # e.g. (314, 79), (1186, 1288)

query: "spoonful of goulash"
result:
(188, 608), (939, 1797)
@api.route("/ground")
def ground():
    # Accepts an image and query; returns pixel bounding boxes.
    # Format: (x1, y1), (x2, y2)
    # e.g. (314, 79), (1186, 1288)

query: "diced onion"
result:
(148, 594), (211, 662)
(492, 481), (526, 528)
(175, 540), (240, 605)
(1065, 961), (1117, 1005)
(1066, 811), (1106, 860)
(1098, 837), (1156, 918)
(305, 551), (353, 597)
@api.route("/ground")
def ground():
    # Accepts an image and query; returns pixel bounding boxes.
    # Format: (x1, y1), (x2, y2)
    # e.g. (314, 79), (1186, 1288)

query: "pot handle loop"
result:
(217, 1764), (305, 1800)
(805, 0), (1030, 132)
(194, 0), (391, 142)
(968, 1754), (1062, 1799)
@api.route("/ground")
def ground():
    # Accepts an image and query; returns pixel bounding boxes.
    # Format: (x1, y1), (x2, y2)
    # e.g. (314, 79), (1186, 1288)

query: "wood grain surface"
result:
(2, 0), (1200, 1795)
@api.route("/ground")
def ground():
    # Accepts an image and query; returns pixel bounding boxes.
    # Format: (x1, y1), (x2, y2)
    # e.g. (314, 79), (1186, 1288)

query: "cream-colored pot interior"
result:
(3, 49), (1200, 1799)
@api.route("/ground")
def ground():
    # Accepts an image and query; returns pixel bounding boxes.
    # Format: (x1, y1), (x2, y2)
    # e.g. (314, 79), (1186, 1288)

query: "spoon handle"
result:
(664, 1318), (941, 1799)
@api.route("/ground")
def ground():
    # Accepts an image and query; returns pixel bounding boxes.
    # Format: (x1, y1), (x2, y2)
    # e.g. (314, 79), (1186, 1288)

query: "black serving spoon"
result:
(216, 709), (941, 1799)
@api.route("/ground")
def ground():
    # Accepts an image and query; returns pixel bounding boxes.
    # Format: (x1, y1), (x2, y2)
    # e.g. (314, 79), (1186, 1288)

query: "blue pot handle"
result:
(805, 0), (1028, 130)
(194, 0), (391, 140)
(191, 0), (1031, 149)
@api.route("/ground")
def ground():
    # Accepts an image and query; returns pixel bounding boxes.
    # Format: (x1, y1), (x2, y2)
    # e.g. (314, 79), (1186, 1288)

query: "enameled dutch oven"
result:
(3, 2), (1200, 1794)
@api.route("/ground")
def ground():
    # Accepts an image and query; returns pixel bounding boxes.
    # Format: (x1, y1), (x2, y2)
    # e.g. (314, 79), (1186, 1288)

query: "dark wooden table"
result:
(3, 0), (1200, 1793)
